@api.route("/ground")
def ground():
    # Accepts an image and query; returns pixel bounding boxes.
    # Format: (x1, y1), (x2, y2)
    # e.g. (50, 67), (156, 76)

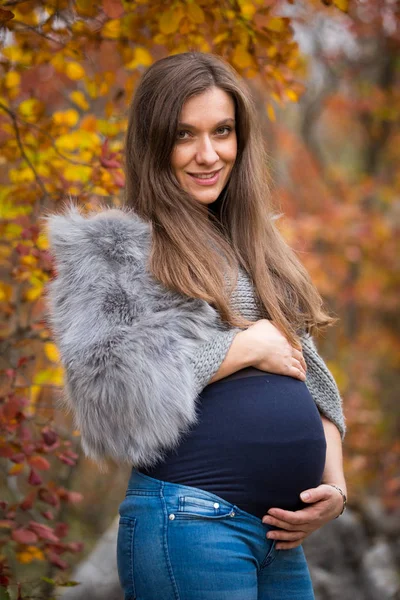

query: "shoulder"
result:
(42, 200), (152, 266)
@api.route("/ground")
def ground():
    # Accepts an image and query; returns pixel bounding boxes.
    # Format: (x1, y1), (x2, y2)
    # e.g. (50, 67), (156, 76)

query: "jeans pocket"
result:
(172, 495), (236, 520)
(117, 517), (137, 600)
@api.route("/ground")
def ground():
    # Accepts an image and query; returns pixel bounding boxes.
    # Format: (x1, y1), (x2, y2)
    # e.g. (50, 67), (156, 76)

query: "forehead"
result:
(179, 87), (235, 125)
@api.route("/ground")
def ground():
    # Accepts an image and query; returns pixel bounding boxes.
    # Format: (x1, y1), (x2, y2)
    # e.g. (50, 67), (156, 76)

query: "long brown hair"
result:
(124, 52), (335, 346)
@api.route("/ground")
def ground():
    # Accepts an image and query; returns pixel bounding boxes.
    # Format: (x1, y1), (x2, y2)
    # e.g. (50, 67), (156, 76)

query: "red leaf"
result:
(65, 541), (84, 553)
(20, 490), (36, 511)
(28, 468), (42, 486)
(113, 170), (125, 188)
(42, 427), (58, 446)
(0, 446), (14, 459)
(29, 521), (59, 543)
(100, 156), (121, 169)
(47, 551), (69, 570)
(12, 528), (38, 544)
(41, 510), (54, 520)
(3, 398), (20, 420)
(28, 455), (50, 471)
(57, 453), (76, 466)
(10, 453), (25, 464)
(38, 487), (60, 508)
(54, 522), (68, 538)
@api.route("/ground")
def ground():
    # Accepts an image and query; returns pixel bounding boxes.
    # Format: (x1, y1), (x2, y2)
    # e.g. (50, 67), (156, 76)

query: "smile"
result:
(187, 168), (222, 185)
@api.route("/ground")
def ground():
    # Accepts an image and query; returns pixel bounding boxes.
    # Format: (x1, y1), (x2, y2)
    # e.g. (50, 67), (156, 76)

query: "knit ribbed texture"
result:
(191, 266), (346, 439)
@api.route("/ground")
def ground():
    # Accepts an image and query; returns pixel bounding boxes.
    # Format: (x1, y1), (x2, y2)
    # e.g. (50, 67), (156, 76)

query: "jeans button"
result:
(169, 514), (175, 520)
(213, 503), (220, 509)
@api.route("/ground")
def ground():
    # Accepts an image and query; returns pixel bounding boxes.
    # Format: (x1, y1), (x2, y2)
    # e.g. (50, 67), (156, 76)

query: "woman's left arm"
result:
(261, 417), (346, 549)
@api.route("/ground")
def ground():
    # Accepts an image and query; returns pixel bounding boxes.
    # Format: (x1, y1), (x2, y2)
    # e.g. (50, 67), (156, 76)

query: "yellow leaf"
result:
(5, 71), (20, 88)
(65, 62), (85, 81)
(25, 285), (43, 302)
(20, 255), (37, 267)
(75, 0), (97, 17)
(159, 9), (182, 34)
(187, 3), (205, 24)
(36, 232), (49, 251)
(63, 164), (92, 183)
(125, 47), (153, 70)
(9, 463), (24, 476)
(51, 53), (65, 73)
(102, 19), (121, 39)
(53, 109), (79, 127)
(286, 89), (298, 102)
(70, 90), (89, 110)
(18, 98), (44, 123)
(240, 3), (256, 19)
(9, 168), (35, 184)
(265, 17), (286, 32)
(44, 342), (60, 363)
(266, 103), (276, 122)
(232, 46), (253, 69)
(0, 283), (12, 302)
(333, 0), (348, 11)
(153, 33), (167, 45)
(213, 32), (229, 45)
(3, 46), (24, 62)
(16, 551), (34, 564)
(33, 366), (64, 387)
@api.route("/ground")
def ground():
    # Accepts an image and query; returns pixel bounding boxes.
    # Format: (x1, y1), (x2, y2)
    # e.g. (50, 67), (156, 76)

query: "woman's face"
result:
(171, 87), (237, 205)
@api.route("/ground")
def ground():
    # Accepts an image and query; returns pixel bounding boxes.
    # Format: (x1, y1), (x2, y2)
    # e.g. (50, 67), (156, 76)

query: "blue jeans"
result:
(117, 470), (315, 600)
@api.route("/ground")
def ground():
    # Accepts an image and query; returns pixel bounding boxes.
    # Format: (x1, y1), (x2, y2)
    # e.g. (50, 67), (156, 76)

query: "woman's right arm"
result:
(208, 319), (307, 384)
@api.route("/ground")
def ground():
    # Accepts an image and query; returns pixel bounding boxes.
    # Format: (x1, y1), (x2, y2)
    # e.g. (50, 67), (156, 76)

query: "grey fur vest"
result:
(44, 203), (345, 469)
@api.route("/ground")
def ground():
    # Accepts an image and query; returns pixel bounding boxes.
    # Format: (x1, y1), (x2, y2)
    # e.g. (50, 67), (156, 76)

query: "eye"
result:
(176, 130), (191, 140)
(215, 126), (232, 136)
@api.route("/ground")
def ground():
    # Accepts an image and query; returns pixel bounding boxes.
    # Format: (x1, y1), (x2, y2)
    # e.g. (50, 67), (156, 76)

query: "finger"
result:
(262, 515), (306, 531)
(266, 530), (305, 542)
(288, 365), (306, 381)
(300, 485), (332, 504)
(276, 540), (304, 550)
(264, 508), (313, 526)
(292, 348), (307, 372)
(291, 358), (306, 377)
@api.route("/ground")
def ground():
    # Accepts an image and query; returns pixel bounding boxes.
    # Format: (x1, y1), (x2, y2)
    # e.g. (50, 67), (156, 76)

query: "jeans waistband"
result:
(128, 469), (267, 528)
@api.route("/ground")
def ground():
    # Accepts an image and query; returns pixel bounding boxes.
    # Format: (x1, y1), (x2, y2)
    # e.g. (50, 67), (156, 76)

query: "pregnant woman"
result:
(45, 52), (347, 600)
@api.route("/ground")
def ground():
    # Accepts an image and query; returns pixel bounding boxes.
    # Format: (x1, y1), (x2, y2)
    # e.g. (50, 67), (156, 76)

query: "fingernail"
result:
(301, 492), (310, 500)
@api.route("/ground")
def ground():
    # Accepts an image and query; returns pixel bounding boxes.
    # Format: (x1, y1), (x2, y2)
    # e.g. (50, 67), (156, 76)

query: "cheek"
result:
(171, 146), (189, 175)
(223, 137), (237, 164)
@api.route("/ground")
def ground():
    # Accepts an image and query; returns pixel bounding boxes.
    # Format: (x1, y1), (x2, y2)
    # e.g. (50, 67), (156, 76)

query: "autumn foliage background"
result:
(0, 0), (399, 598)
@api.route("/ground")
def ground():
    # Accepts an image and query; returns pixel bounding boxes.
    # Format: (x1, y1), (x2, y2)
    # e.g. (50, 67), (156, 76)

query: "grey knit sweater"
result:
(190, 265), (346, 438)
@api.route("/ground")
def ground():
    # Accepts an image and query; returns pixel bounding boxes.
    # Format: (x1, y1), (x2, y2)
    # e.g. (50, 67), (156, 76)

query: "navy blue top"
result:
(140, 372), (327, 519)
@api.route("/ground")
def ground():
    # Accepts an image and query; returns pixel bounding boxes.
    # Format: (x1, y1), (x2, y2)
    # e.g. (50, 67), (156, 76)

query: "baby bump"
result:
(140, 373), (327, 519)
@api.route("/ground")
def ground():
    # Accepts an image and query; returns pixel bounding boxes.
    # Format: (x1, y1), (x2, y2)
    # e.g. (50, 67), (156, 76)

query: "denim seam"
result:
(259, 540), (278, 570)
(160, 481), (181, 600)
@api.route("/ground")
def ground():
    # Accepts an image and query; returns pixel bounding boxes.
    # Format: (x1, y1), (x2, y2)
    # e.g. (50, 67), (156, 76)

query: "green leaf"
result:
(0, 587), (11, 600)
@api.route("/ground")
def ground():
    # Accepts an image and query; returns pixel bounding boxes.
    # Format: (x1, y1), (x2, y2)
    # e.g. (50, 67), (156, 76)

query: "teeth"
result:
(190, 171), (217, 179)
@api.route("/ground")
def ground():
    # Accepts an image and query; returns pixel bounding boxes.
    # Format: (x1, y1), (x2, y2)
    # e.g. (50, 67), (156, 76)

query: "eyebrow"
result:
(177, 117), (236, 129)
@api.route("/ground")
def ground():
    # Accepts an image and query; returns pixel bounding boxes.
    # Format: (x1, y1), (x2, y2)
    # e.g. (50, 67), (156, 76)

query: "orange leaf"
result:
(102, 0), (124, 18)
(9, 463), (24, 476)
(28, 456), (51, 471)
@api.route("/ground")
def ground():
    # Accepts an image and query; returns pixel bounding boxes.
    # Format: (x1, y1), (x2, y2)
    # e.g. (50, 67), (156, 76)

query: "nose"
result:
(195, 135), (219, 165)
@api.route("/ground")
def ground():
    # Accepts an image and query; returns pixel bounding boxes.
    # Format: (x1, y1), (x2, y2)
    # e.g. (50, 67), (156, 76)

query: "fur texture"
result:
(44, 203), (227, 468)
